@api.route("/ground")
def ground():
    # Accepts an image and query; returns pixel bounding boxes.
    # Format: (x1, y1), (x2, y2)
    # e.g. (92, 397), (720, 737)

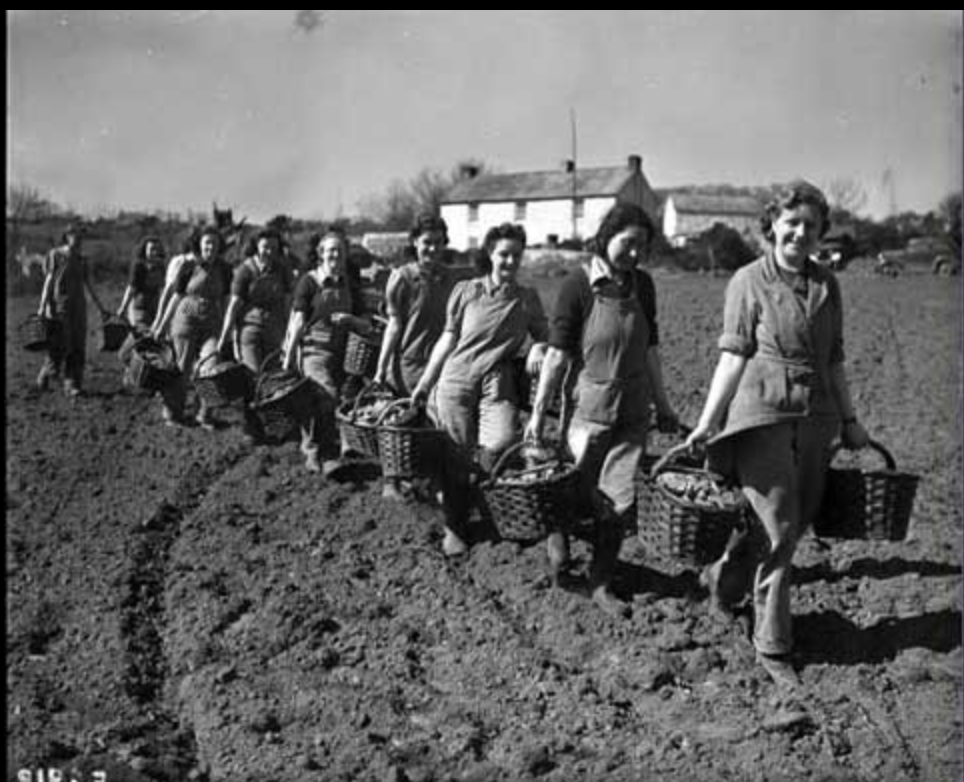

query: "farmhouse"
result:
(440, 155), (660, 250)
(662, 192), (762, 247)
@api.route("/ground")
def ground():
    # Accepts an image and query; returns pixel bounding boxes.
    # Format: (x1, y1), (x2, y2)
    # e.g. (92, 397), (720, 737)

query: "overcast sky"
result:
(7, 10), (962, 223)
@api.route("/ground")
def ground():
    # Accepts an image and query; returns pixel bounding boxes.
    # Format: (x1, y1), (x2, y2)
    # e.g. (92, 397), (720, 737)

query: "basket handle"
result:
(192, 350), (221, 381)
(649, 442), (724, 482)
(829, 438), (896, 470)
(488, 440), (565, 481)
(375, 397), (417, 426)
(255, 349), (300, 397)
(351, 379), (393, 417)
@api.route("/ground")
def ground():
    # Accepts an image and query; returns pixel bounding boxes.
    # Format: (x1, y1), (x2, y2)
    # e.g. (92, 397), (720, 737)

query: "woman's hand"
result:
(525, 342), (547, 377)
(683, 422), (714, 451)
(523, 414), (543, 444)
(841, 419), (870, 450)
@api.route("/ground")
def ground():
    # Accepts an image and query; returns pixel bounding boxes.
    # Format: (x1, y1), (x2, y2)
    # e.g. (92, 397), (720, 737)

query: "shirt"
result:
(713, 250), (845, 441)
(385, 261), (456, 369)
(438, 276), (548, 387)
(231, 258), (294, 329)
(549, 261), (659, 355)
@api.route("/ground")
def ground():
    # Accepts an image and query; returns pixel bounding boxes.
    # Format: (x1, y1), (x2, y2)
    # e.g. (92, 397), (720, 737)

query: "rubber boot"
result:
(590, 524), (630, 618)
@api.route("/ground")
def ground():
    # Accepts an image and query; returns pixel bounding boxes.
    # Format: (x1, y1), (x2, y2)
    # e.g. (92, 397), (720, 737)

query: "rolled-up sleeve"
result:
(384, 267), (409, 320)
(718, 271), (756, 356)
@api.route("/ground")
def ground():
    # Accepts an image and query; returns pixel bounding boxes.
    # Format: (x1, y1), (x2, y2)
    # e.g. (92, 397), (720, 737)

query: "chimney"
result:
(459, 164), (480, 180)
(563, 159), (575, 173)
(628, 154), (642, 172)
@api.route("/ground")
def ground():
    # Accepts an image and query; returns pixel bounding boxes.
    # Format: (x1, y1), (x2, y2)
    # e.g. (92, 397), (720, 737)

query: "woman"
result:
(525, 203), (678, 618)
(36, 223), (108, 398)
(683, 180), (869, 686)
(412, 223), (548, 556)
(283, 228), (371, 474)
(373, 213), (459, 499)
(153, 227), (233, 428)
(117, 236), (167, 382)
(218, 228), (295, 375)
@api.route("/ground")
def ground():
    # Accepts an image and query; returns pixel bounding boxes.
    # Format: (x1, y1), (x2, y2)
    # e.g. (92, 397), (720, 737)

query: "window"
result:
(468, 203), (479, 223)
(514, 201), (527, 221)
(573, 198), (585, 219)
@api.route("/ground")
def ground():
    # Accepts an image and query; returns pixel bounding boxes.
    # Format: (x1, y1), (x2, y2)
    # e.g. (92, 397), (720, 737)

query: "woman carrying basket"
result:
(683, 181), (869, 687)
(284, 227), (373, 474)
(152, 227), (233, 428)
(373, 213), (460, 500)
(36, 223), (109, 398)
(218, 228), (295, 442)
(412, 223), (549, 557)
(117, 235), (167, 384)
(525, 203), (679, 618)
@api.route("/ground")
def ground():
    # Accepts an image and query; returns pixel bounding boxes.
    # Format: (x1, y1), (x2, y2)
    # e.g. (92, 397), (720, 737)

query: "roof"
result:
(666, 193), (762, 216)
(443, 166), (638, 204)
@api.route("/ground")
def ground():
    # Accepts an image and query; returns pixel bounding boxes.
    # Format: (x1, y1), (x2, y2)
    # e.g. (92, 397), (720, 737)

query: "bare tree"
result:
(824, 177), (868, 216)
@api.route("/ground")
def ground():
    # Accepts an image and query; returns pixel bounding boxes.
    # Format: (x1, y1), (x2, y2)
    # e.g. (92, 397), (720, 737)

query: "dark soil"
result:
(7, 273), (962, 782)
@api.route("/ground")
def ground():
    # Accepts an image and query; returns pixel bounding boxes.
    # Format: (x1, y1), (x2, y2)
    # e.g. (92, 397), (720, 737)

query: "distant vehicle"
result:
(880, 236), (959, 275)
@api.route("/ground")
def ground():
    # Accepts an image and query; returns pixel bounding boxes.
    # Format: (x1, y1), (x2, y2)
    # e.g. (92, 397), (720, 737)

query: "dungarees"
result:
(298, 278), (353, 460)
(392, 264), (453, 395)
(237, 259), (289, 375)
(567, 268), (652, 520)
(167, 262), (227, 421)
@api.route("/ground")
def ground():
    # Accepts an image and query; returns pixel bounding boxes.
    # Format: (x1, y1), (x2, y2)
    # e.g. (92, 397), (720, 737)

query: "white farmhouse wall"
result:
(663, 198), (680, 239)
(580, 197), (618, 240)
(440, 204), (469, 249)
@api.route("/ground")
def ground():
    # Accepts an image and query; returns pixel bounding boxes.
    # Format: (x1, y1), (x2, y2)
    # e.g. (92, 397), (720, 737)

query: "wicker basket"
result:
(375, 398), (440, 479)
(343, 327), (383, 378)
(127, 336), (179, 392)
(638, 443), (747, 568)
(479, 441), (581, 543)
(100, 315), (132, 352)
(815, 439), (919, 541)
(193, 352), (250, 407)
(336, 381), (395, 458)
(635, 423), (697, 536)
(250, 351), (318, 443)
(19, 314), (63, 352)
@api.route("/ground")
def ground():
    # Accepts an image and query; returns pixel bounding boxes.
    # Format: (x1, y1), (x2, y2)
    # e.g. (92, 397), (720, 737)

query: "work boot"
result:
(756, 651), (801, 689)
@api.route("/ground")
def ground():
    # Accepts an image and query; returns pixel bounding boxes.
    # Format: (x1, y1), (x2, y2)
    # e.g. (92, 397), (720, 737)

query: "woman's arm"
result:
(117, 285), (134, 320)
(38, 268), (54, 317)
(684, 351), (748, 447)
(411, 331), (457, 402)
(523, 345), (571, 442)
(152, 292), (182, 339)
(283, 311), (307, 371)
(373, 313), (403, 386)
(827, 362), (870, 448)
(217, 295), (244, 355)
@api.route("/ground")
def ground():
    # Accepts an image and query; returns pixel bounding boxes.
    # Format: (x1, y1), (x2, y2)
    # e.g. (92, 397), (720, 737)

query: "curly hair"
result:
(760, 180), (831, 243)
(190, 227), (223, 256)
(136, 235), (165, 260)
(482, 223), (527, 255)
(409, 212), (449, 243)
(306, 226), (349, 266)
(591, 203), (655, 259)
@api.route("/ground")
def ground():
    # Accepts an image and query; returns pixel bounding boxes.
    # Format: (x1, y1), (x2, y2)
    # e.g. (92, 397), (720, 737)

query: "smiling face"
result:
(256, 235), (281, 262)
(488, 237), (524, 286)
(771, 203), (823, 269)
(144, 240), (164, 262)
(199, 233), (219, 261)
(605, 225), (650, 272)
(413, 229), (447, 266)
(316, 234), (346, 277)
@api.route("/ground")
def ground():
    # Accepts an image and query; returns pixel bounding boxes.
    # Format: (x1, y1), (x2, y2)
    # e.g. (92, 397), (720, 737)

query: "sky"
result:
(7, 10), (963, 224)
